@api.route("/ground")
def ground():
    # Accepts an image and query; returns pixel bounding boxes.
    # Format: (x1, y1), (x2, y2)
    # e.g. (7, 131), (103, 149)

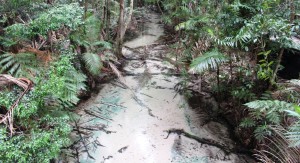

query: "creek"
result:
(66, 10), (255, 163)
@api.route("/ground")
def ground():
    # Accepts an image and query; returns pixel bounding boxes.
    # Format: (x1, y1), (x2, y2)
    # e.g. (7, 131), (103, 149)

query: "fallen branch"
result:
(99, 102), (126, 109)
(0, 74), (32, 136)
(73, 118), (95, 160)
(164, 128), (253, 155)
(84, 109), (113, 122)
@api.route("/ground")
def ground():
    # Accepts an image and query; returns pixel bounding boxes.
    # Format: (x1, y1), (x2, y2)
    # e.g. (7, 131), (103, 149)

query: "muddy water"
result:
(71, 11), (254, 163)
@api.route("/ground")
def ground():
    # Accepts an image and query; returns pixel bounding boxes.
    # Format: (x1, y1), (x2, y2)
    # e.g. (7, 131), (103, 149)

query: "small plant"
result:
(189, 49), (228, 99)
(257, 50), (274, 81)
(241, 100), (295, 141)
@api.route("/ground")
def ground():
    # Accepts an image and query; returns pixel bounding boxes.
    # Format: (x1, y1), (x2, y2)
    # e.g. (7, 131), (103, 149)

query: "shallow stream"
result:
(68, 10), (254, 163)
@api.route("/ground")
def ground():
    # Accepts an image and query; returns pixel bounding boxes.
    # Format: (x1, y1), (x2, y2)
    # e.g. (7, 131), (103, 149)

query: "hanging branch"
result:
(0, 74), (32, 136)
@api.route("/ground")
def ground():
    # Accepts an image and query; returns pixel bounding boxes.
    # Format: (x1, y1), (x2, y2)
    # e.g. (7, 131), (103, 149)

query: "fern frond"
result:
(254, 125), (272, 141)
(62, 70), (87, 104)
(240, 117), (256, 128)
(286, 122), (300, 147)
(82, 53), (102, 75)
(0, 52), (39, 77)
(189, 49), (228, 74)
(245, 100), (294, 113)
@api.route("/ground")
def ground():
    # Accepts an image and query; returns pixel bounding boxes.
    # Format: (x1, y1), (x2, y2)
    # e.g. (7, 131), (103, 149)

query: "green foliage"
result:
(286, 121), (300, 147)
(231, 86), (257, 102)
(242, 100), (295, 141)
(3, 24), (31, 45)
(0, 0), (42, 13)
(257, 50), (274, 81)
(2, 3), (83, 47)
(0, 54), (85, 162)
(83, 53), (102, 75)
(70, 14), (112, 76)
(285, 110), (300, 147)
(0, 52), (39, 78)
(189, 49), (228, 74)
(0, 123), (71, 163)
(50, 53), (87, 104)
(30, 3), (83, 37)
(239, 117), (256, 128)
(245, 100), (294, 113)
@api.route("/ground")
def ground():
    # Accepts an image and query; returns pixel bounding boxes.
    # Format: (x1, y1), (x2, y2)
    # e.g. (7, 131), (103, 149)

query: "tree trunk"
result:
(105, 0), (111, 40)
(290, 0), (295, 23)
(116, 0), (134, 59)
(84, 0), (88, 19)
(121, 0), (134, 38)
(116, 0), (125, 58)
(216, 64), (220, 101)
(157, 0), (163, 14)
(270, 48), (284, 85)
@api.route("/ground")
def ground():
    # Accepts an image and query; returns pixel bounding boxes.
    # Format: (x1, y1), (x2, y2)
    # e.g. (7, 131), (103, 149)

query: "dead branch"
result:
(0, 74), (32, 136)
(84, 109), (113, 121)
(99, 102), (126, 109)
(72, 118), (95, 160)
(164, 128), (253, 156)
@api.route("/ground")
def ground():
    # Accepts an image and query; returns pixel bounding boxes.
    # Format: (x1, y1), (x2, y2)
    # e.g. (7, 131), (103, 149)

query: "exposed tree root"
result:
(164, 128), (253, 156)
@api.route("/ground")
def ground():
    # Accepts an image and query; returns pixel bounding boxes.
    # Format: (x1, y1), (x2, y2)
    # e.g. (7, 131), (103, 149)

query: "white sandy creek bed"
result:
(66, 10), (255, 163)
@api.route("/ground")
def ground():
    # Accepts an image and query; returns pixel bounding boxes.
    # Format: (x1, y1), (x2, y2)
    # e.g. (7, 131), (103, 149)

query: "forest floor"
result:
(64, 9), (255, 163)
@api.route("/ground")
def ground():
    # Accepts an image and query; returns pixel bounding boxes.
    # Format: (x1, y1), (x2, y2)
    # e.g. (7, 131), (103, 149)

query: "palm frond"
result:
(82, 53), (102, 75)
(189, 49), (228, 74)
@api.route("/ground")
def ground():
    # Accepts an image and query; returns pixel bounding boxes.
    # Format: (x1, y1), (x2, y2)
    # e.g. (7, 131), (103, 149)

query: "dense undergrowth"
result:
(0, 1), (118, 162)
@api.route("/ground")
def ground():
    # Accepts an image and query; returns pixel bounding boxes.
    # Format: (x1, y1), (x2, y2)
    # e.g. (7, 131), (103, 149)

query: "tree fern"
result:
(189, 49), (228, 74)
(82, 53), (102, 75)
